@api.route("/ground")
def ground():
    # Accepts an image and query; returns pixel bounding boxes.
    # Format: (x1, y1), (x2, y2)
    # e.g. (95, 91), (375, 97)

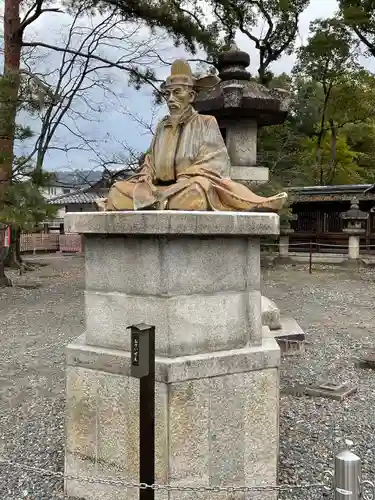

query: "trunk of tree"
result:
(0, 0), (22, 287)
(1, 0), (22, 184)
(0, 264), (12, 285)
(327, 118), (338, 184)
(316, 81), (333, 186)
(4, 226), (22, 267)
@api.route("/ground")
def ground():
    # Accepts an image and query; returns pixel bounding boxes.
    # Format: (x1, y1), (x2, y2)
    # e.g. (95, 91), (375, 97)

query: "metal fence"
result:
(0, 449), (374, 499)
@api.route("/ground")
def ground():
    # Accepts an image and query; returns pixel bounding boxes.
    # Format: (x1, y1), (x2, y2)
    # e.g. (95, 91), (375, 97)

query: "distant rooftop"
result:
(288, 184), (375, 202)
(48, 191), (102, 205)
(288, 184), (375, 194)
(49, 170), (103, 188)
(49, 166), (137, 189)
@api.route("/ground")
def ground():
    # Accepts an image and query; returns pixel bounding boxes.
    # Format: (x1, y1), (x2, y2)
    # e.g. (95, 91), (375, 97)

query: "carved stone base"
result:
(64, 210), (282, 500)
(65, 334), (280, 500)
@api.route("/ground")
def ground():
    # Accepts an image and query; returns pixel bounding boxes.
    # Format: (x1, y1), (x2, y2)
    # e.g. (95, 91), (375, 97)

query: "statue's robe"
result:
(98, 107), (287, 211)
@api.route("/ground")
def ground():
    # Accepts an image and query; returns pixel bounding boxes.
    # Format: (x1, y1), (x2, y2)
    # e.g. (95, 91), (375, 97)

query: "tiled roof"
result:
(50, 170), (103, 188)
(48, 191), (101, 205)
(287, 184), (373, 195)
(48, 167), (137, 188)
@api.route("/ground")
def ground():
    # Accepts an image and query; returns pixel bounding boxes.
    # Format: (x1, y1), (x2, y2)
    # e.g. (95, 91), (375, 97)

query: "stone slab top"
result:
(64, 210), (280, 236)
(66, 333), (280, 383)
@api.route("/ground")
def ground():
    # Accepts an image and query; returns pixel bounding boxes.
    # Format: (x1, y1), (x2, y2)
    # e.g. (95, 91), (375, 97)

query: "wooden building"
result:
(288, 184), (375, 252)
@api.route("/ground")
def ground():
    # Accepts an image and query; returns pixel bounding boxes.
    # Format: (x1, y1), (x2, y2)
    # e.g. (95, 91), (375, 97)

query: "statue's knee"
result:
(168, 183), (207, 210)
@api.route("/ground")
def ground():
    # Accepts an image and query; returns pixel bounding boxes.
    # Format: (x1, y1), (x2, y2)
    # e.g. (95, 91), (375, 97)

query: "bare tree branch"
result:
(22, 41), (163, 94)
(19, 0), (63, 32)
(18, 11), (171, 172)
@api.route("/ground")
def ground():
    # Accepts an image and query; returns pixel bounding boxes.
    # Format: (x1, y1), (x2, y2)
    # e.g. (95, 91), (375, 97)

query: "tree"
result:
(256, 73), (309, 185)
(344, 119), (375, 182)
(1, 0), (63, 189)
(168, 0), (309, 84)
(292, 18), (375, 185)
(258, 67), (375, 187)
(340, 0), (375, 57)
(0, 0), (60, 284)
(71, 0), (217, 55)
(0, 123), (57, 272)
(138, 0), (310, 84)
(22, 8), (168, 170)
(0, 0), (217, 286)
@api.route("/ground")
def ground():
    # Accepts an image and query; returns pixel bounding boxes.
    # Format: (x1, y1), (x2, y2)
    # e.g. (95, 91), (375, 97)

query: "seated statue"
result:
(97, 59), (287, 212)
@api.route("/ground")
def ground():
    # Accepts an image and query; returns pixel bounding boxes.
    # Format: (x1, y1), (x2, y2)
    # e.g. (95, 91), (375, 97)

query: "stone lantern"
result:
(278, 214), (298, 261)
(340, 198), (368, 261)
(195, 42), (289, 185)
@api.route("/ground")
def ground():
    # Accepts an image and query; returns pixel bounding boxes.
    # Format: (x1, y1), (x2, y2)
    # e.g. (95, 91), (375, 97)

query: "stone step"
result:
(263, 317), (305, 356)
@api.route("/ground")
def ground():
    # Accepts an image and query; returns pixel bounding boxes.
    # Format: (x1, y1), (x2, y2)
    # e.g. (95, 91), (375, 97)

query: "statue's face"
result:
(163, 85), (195, 115)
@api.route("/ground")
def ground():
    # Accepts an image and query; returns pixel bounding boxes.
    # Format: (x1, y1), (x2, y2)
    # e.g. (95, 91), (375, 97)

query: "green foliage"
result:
(294, 18), (357, 83)
(0, 150), (57, 230)
(1, 181), (57, 231)
(0, 63), (59, 229)
(344, 121), (375, 181)
(258, 120), (307, 185)
(296, 134), (365, 185)
(258, 68), (375, 187)
(255, 15), (375, 188)
(340, 0), (375, 56)
(92, 0), (308, 84)
(203, 0), (310, 83)
(0, 123), (57, 230)
(68, 0), (219, 55)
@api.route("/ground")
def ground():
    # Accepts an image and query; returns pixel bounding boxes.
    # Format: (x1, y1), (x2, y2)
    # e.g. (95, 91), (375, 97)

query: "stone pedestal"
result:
(221, 118), (269, 184)
(226, 119), (257, 166)
(64, 211), (281, 500)
(278, 235), (290, 259)
(348, 234), (360, 260)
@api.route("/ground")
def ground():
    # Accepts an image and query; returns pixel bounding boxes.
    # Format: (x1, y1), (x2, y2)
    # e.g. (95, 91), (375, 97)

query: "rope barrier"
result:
(262, 241), (375, 249)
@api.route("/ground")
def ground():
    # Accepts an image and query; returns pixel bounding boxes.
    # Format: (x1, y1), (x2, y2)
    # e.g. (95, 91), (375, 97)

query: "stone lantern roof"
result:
(195, 42), (289, 126)
(341, 197), (368, 234)
(341, 198), (368, 222)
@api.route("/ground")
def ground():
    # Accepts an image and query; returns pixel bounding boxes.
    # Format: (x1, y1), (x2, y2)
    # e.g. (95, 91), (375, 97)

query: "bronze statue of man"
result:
(97, 59), (287, 212)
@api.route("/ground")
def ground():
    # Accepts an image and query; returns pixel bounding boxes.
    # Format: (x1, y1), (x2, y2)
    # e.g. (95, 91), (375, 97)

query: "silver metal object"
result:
(1, 452), (373, 497)
(362, 479), (375, 500)
(334, 450), (361, 500)
(322, 469), (334, 492)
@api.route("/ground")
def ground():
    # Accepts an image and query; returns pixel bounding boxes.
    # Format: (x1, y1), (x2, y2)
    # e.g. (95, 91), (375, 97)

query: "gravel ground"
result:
(263, 263), (375, 499)
(0, 255), (85, 499)
(1, 256), (375, 499)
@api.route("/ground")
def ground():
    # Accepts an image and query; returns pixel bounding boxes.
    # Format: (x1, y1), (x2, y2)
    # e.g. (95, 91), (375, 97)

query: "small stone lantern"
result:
(340, 198), (368, 260)
(195, 42), (290, 185)
(279, 214), (298, 260)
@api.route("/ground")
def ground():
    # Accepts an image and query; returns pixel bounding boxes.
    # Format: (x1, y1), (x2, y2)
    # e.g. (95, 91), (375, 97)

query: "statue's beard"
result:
(168, 103), (192, 119)
(168, 104), (183, 116)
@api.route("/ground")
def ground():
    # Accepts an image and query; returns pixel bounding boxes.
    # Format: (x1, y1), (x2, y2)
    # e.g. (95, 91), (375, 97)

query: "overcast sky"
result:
(17, 0), (341, 173)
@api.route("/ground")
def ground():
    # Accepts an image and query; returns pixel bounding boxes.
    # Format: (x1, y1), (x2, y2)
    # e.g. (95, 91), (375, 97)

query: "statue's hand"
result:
(133, 176), (157, 210)
(140, 173), (153, 185)
(132, 171), (154, 187)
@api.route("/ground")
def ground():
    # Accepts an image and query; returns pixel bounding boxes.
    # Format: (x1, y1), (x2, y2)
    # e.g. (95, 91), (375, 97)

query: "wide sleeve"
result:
(137, 126), (160, 181)
(186, 116), (231, 178)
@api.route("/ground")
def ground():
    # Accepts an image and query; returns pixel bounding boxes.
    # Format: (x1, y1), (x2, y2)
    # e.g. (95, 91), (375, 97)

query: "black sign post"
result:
(128, 323), (155, 500)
